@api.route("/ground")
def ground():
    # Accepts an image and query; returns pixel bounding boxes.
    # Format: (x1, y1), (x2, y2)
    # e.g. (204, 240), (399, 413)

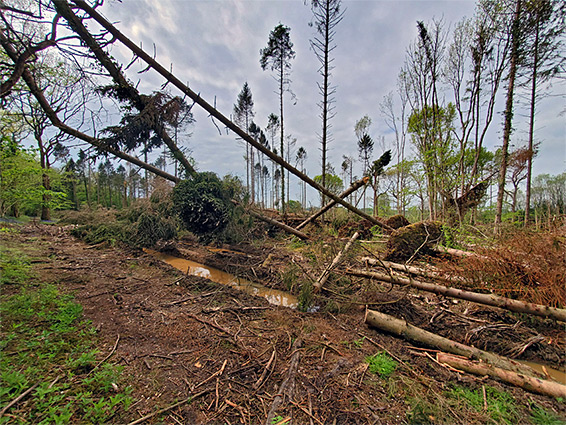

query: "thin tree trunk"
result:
(495, 0), (522, 227)
(296, 177), (368, 230)
(524, 13), (540, 227)
(349, 268), (566, 322)
(315, 231), (359, 292)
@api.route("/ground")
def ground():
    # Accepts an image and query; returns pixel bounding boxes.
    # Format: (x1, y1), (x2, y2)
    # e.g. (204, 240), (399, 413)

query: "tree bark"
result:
(495, 0), (522, 227)
(365, 309), (541, 377)
(436, 352), (566, 399)
(350, 269), (566, 322)
(296, 177), (368, 230)
(72, 0), (394, 232)
(315, 231), (359, 292)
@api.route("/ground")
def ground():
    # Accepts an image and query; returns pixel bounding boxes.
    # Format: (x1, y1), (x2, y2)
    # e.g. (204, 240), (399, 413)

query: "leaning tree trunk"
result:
(71, 0), (395, 232)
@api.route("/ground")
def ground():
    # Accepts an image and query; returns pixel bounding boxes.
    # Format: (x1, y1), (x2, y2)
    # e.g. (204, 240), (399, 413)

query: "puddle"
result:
(145, 249), (298, 308)
(519, 361), (566, 384)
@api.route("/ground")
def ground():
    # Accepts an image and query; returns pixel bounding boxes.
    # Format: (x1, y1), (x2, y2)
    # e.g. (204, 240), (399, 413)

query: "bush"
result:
(172, 172), (234, 238)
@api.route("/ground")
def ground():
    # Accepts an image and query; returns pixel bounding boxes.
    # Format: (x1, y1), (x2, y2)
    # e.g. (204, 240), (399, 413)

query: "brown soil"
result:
(3, 224), (565, 424)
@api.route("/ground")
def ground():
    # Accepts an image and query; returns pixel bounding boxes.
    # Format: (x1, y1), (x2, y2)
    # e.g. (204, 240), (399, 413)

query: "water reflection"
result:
(145, 249), (298, 308)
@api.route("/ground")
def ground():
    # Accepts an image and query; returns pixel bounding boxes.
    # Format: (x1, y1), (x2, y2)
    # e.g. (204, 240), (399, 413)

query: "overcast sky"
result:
(98, 0), (565, 206)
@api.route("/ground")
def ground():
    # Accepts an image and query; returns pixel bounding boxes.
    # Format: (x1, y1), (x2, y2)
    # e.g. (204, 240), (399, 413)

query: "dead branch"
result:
(70, 0), (393, 232)
(349, 269), (566, 322)
(254, 349), (277, 390)
(265, 338), (303, 425)
(296, 177), (369, 230)
(126, 388), (210, 425)
(315, 232), (360, 292)
(436, 352), (566, 399)
(0, 383), (39, 417)
(365, 309), (542, 378)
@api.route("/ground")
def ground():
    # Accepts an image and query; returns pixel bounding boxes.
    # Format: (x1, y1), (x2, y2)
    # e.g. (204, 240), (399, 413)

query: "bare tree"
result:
(309, 0), (344, 206)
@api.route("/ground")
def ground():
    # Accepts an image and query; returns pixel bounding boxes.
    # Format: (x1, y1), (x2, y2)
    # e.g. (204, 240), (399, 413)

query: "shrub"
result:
(172, 172), (234, 238)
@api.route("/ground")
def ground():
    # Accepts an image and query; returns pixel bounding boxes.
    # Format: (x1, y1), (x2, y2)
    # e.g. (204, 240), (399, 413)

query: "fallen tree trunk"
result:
(315, 231), (360, 292)
(296, 177), (368, 230)
(365, 309), (540, 378)
(433, 245), (487, 259)
(437, 352), (566, 399)
(232, 201), (309, 240)
(72, 0), (394, 233)
(360, 257), (468, 284)
(265, 338), (302, 425)
(0, 33), (181, 184)
(349, 269), (566, 322)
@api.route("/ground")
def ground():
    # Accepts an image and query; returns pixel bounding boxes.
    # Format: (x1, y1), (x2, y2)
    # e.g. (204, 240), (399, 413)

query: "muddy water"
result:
(520, 361), (566, 384)
(145, 249), (298, 308)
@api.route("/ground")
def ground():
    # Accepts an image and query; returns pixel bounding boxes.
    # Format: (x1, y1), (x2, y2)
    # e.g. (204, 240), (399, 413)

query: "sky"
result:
(96, 0), (565, 206)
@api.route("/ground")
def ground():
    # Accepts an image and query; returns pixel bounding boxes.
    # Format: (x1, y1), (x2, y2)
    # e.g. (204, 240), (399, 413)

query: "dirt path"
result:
(4, 224), (565, 424)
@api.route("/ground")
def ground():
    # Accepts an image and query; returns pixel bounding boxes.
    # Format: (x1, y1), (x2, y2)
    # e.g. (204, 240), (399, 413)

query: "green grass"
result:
(365, 351), (398, 378)
(530, 405), (566, 425)
(448, 385), (519, 425)
(0, 252), (132, 424)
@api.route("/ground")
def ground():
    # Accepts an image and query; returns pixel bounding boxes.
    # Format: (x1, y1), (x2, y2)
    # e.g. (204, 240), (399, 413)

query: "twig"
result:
(254, 349), (277, 390)
(126, 389), (210, 425)
(186, 313), (233, 337)
(0, 383), (39, 417)
(88, 334), (120, 376)
(289, 400), (324, 425)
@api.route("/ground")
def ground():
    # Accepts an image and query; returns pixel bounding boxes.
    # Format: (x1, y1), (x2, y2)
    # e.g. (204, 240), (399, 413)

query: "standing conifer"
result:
(260, 24), (295, 216)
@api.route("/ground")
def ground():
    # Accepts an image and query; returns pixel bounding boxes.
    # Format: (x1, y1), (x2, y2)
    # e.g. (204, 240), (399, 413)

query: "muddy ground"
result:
(2, 224), (565, 424)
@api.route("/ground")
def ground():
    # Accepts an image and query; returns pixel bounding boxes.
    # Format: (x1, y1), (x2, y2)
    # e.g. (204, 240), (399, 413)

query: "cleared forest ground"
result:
(1, 222), (565, 424)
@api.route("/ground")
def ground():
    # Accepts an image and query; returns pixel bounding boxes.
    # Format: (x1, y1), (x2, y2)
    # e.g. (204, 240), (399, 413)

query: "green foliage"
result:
(0, 285), (132, 424)
(530, 405), (565, 425)
(314, 173), (343, 195)
(298, 280), (314, 312)
(135, 212), (177, 248)
(0, 140), (68, 218)
(0, 249), (33, 285)
(286, 199), (302, 213)
(365, 351), (398, 377)
(448, 386), (519, 424)
(172, 172), (233, 239)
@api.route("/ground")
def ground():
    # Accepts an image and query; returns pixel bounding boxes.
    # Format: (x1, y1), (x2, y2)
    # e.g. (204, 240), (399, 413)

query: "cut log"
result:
(365, 309), (541, 378)
(433, 245), (487, 259)
(296, 177), (369, 230)
(437, 352), (566, 399)
(315, 232), (360, 292)
(349, 269), (566, 322)
(232, 201), (309, 240)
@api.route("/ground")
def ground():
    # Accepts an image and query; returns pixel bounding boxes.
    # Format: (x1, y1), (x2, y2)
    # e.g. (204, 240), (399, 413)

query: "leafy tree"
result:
(369, 150), (392, 216)
(309, 0), (345, 205)
(260, 24), (295, 215)
(314, 173), (343, 196)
